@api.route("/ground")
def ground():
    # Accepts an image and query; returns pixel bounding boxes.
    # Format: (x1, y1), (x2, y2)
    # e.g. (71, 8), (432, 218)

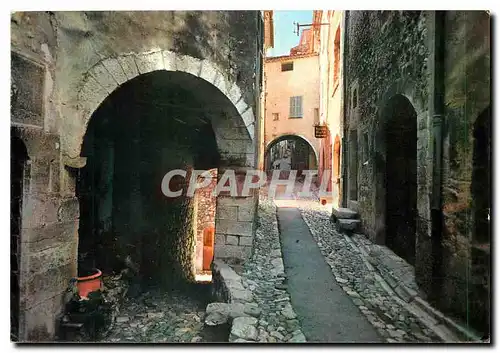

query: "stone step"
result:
(336, 219), (361, 233)
(332, 207), (359, 220)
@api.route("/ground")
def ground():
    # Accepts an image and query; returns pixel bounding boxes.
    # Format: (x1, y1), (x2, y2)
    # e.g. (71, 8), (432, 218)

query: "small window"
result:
(314, 108), (319, 124)
(281, 62), (294, 72)
(353, 88), (358, 109)
(272, 113), (280, 121)
(289, 96), (303, 118)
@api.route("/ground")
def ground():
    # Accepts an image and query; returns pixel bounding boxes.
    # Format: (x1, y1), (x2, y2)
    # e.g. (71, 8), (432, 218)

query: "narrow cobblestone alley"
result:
(9, 10), (490, 344)
(298, 204), (443, 342)
(258, 181), (445, 342)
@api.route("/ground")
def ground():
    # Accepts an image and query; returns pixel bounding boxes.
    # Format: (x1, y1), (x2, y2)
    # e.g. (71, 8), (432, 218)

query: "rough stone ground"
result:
(100, 284), (228, 343)
(298, 203), (442, 343)
(237, 198), (307, 343)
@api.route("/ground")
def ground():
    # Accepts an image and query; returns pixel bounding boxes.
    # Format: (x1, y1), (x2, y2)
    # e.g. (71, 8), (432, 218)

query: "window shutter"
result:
(290, 97), (295, 117)
(297, 96), (303, 117)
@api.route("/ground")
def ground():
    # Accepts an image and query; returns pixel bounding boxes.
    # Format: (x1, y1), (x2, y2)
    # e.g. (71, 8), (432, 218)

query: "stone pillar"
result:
(214, 167), (258, 262)
(16, 130), (78, 341)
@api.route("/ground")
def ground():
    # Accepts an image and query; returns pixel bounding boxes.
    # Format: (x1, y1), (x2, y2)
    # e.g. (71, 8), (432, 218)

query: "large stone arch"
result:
(64, 50), (256, 164)
(71, 50), (259, 274)
(265, 133), (319, 168)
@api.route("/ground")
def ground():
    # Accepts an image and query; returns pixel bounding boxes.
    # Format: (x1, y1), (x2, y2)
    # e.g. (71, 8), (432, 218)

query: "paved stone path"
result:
(298, 204), (442, 342)
(277, 207), (382, 343)
(238, 199), (306, 343)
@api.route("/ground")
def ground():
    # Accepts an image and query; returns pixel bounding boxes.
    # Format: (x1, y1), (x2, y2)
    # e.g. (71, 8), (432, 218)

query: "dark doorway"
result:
(11, 133), (29, 342)
(471, 105), (491, 245)
(469, 105), (491, 335)
(384, 95), (417, 265)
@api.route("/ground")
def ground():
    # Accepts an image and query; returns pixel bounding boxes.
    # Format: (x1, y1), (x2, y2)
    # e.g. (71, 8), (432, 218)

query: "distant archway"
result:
(265, 134), (318, 175)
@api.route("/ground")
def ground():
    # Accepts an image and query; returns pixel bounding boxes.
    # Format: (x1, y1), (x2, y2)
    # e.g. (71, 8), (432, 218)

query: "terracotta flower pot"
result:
(77, 268), (103, 298)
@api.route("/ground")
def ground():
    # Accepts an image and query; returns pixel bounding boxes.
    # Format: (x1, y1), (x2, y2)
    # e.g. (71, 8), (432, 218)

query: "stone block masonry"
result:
(214, 195), (257, 262)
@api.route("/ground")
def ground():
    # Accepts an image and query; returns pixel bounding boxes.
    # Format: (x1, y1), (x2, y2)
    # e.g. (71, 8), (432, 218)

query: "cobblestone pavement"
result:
(237, 197), (307, 343)
(349, 233), (420, 294)
(101, 284), (227, 343)
(297, 204), (442, 343)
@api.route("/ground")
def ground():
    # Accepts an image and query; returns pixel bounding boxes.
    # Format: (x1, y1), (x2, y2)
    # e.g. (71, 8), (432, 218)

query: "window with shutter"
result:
(289, 96), (303, 118)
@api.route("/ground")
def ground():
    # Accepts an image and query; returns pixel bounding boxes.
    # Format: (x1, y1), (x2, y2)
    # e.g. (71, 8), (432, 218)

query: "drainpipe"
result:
(341, 11), (349, 208)
(430, 10), (445, 298)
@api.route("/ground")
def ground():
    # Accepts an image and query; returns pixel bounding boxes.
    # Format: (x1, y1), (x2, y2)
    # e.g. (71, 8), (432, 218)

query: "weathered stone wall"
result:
(344, 10), (430, 242)
(11, 11), (262, 160)
(12, 126), (79, 342)
(344, 10), (490, 334)
(440, 11), (490, 332)
(214, 174), (258, 262)
(194, 169), (218, 273)
(11, 11), (263, 341)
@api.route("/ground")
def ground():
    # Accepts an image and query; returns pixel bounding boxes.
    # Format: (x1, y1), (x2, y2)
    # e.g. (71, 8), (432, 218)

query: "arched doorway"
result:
(383, 95), (417, 265)
(76, 69), (250, 292)
(472, 106), (491, 245)
(11, 132), (29, 342)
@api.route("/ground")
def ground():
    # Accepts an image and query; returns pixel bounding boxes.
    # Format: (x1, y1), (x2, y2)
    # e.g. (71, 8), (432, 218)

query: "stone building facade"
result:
(315, 10), (344, 206)
(11, 11), (264, 341)
(263, 31), (320, 173)
(342, 11), (490, 335)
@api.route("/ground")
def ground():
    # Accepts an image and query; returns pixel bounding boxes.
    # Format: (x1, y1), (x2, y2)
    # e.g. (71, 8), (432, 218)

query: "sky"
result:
(267, 10), (313, 57)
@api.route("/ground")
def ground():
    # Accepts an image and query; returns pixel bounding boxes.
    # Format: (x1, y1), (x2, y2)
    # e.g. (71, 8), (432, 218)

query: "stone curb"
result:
(264, 200), (307, 343)
(342, 231), (481, 342)
(209, 260), (258, 342)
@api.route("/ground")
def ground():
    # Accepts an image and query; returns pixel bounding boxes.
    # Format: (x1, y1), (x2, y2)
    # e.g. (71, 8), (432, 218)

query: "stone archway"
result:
(265, 134), (319, 174)
(73, 52), (258, 289)
(378, 94), (417, 265)
(71, 51), (255, 161)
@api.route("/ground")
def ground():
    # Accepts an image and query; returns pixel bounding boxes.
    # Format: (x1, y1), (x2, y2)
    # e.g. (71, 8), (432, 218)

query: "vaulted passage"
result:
(384, 95), (417, 265)
(77, 71), (227, 292)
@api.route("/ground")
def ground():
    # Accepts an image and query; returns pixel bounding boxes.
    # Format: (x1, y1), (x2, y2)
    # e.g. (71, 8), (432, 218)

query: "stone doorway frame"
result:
(372, 79), (430, 262)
